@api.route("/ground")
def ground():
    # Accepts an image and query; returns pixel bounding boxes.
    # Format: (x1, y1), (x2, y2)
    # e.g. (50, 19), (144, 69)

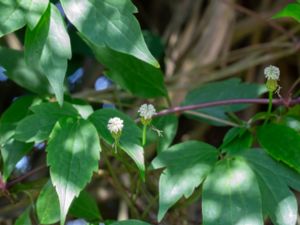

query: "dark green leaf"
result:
(257, 124), (300, 173)
(152, 114), (178, 153)
(151, 141), (218, 221)
(110, 220), (152, 225)
(25, 4), (71, 105)
(47, 117), (101, 224)
(202, 158), (263, 225)
(243, 149), (299, 225)
(182, 78), (265, 126)
(70, 190), (101, 222)
(14, 208), (32, 225)
(15, 102), (79, 142)
(221, 127), (253, 155)
(0, 96), (37, 145)
(89, 109), (145, 178)
(37, 181), (100, 224)
(60, 0), (158, 67)
(0, 47), (52, 95)
(273, 2), (300, 23)
(242, 149), (300, 193)
(1, 140), (33, 181)
(36, 181), (60, 225)
(83, 41), (167, 98)
(0, 0), (49, 37)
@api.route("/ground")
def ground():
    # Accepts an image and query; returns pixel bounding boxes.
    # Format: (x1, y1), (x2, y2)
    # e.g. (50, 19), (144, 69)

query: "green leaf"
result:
(15, 102), (79, 142)
(0, 1), (26, 37)
(202, 158), (263, 225)
(25, 4), (71, 105)
(83, 40), (167, 98)
(220, 127), (253, 155)
(152, 114), (178, 153)
(37, 181), (101, 224)
(14, 208), (32, 225)
(0, 0), (49, 37)
(68, 98), (94, 119)
(0, 47), (52, 95)
(0, 96), (37, 145)
(257, 124), (300, 173)
(46, 117), (101, 225)
(182, 78), (265, 126)
(242, 149), (300, 193)
(60, 0), (158, 67)
(151, 141), (218, 221)
(23, 0), (50, 29)
(273, 2), (300, 23)
(110, 220), (152, 225)
(1, 140), (33, 182)
(36, 181), (60, 225)
(243, 149), (299, 225)
(89, 109), (145, 178)
(69, 190), (101, 222)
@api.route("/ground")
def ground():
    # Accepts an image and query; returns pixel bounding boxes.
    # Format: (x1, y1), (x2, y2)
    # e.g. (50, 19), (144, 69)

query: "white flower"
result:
(107, 117), (124, 134)
(138, 104), (157, 120)
(264, 65), (280, 80)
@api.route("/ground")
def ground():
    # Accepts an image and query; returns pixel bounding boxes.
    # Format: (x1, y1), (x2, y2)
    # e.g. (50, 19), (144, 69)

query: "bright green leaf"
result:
(14, 208), (32, 225)
(1, 140), (33, 182)
(257, 124), (300, 174)
(0, 0), (49, 36)
(15, 102), (79, 142)
(47, 117), (101, 224)
(60, 0), (158, 67)
(0, 96), (36, 145)
(0, 48), (52, 95)
(202, 158), (263, 225)
(83, 40), (167, 98)
(25, 4), (71, 105)
(243, 149), (299, 225)
(23, 0), (49, 29)
(68, 98), (94, 119)
(36, 181), (60, 225)
(151, 141), (218, 221)
(110, 220), (152, 225)
(273, 2), (300, 23)
(89, 109), (145, 178)
(0, 0), (26, 37)
(182, 78), (265, 126)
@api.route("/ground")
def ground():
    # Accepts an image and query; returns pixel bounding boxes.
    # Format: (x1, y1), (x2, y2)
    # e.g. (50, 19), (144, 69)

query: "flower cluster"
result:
(107, 104), (157, 148)
(264, 65), (280, 93)
(138, 104), (156, 125)
(107, 117), (124, 136)
(264, 65), (280, 81)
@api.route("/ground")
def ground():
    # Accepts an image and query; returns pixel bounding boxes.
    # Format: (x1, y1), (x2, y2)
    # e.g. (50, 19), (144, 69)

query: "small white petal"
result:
(107, 117), (124, 134)
(138, 104), (157, 120)
(264, 65), (280, 80)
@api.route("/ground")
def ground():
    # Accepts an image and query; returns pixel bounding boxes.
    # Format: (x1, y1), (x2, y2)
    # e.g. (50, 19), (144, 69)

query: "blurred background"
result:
(0, 0), (299, 224)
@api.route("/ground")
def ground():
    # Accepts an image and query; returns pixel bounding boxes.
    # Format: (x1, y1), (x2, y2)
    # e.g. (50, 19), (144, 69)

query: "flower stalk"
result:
(138, 104), (157, 146)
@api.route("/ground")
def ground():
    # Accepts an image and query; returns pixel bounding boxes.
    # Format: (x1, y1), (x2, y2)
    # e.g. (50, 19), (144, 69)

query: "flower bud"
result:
(264, 65), (280, 92)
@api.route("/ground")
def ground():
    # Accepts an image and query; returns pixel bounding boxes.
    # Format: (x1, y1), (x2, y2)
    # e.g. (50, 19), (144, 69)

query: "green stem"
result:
(265, 91), (273, 125)
(102, 149), (140, 218)
(142, 124), (147, 146)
